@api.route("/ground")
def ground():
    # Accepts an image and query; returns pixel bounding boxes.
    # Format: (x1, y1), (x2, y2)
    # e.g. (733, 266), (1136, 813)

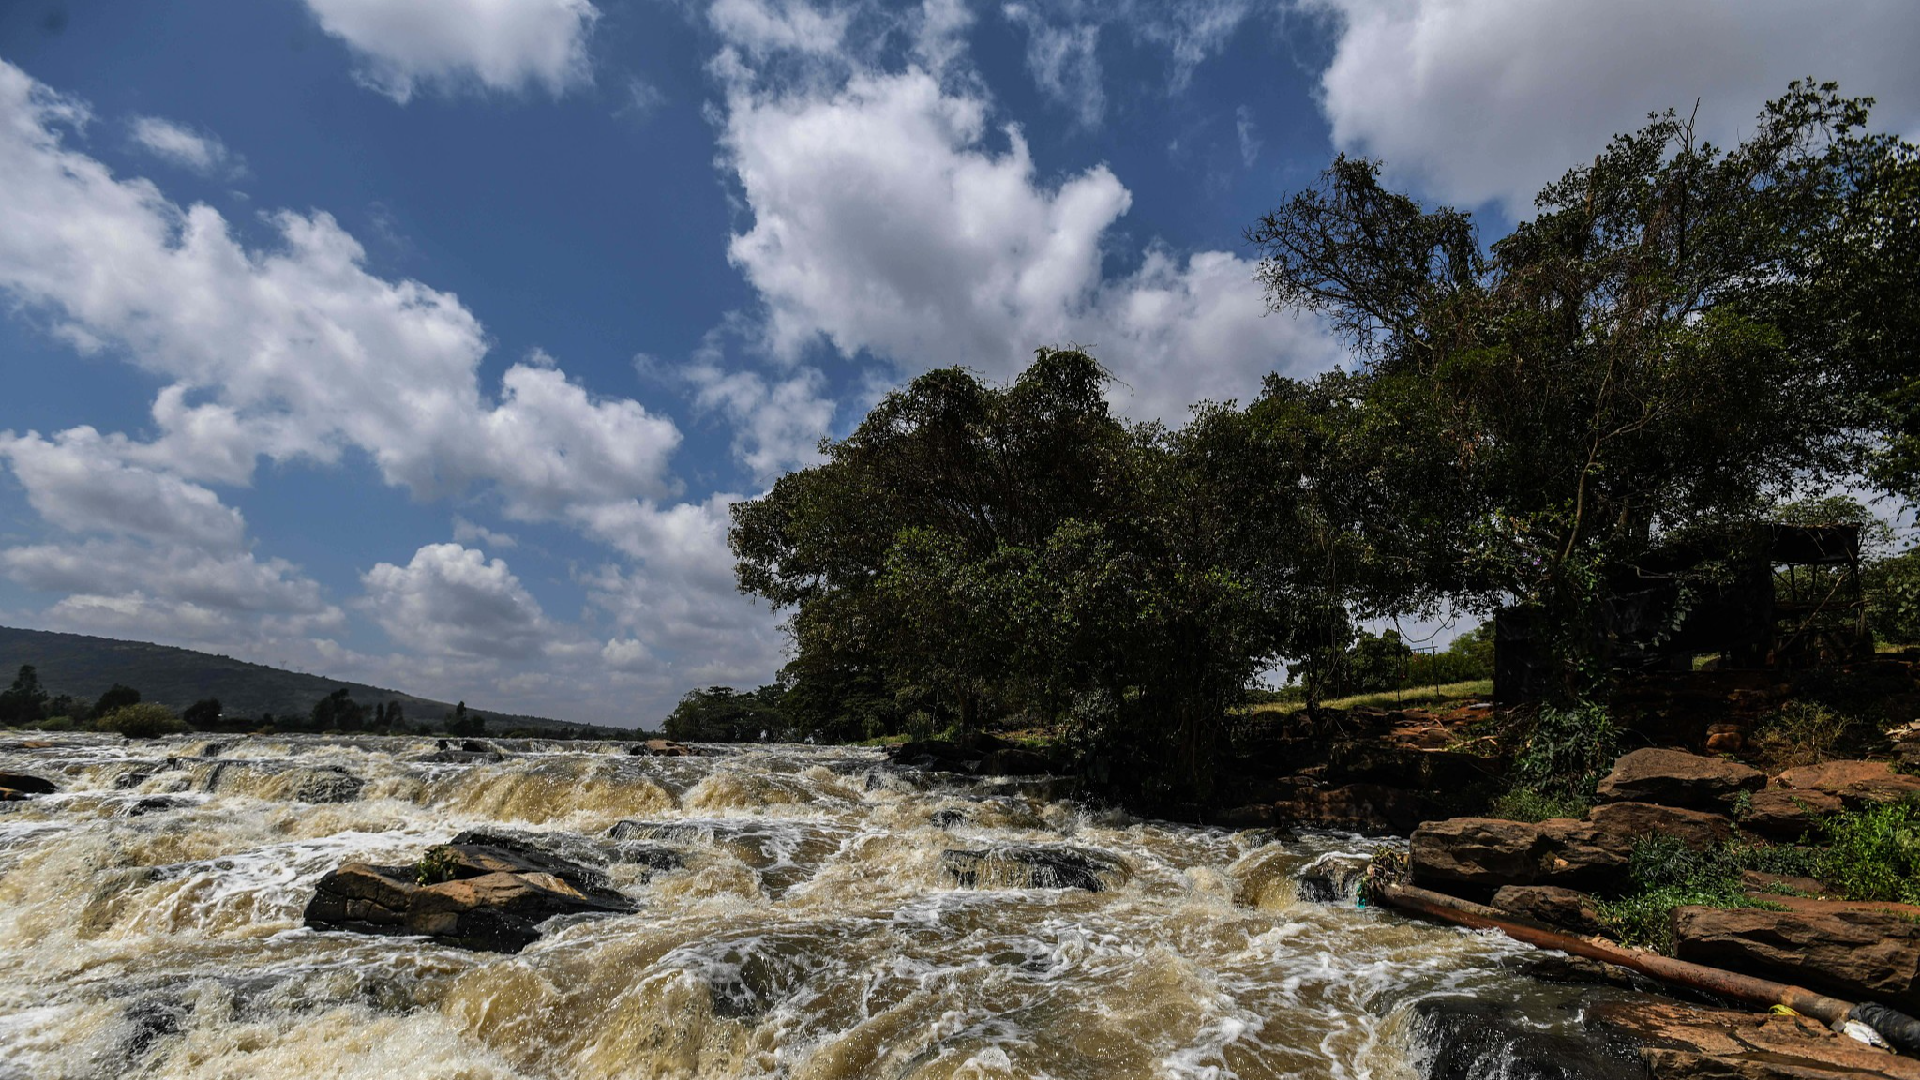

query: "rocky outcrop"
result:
(628, 739), (697, 757)
(1740, 787), (1845, 840)
(0, 772), (56, 797)
(1774, 760), (1920, 808)
(1410, 803), (1730, 893)
(1589, 999), (1920, 1080)
(305, 838), (635, 952)
(1492, 886), (1603, 935)
(1671, 899), (1920, 1013)
(1220, 783), (1424, 835)
(1594, 748), (1763, 810)
(939, 845), (1128, 892)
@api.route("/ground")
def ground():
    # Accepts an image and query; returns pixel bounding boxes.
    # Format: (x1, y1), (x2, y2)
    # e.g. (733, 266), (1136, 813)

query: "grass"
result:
(1489, 787), (1591, 822)
(1241, 679), (1492, 716)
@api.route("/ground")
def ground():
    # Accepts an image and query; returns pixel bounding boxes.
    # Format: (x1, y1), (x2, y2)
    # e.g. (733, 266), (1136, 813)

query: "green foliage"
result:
(1866, 548), (1920, 646)
(1749, 700), (1870, 770)
(1809, 800), (1920, 905)
(0, 664), (49, 726)
(415, 846), (460, 886)
(1594, 836), (1786, 952)
(93, 683), (140, 717)
(1489, 787), (1591, 823)
(97, 702), (187, 739)
(1508, 702), (1618, 803)
(182, 697), (222, 729)
(662, 685), (786, 742)
(310, 688), (366, 732)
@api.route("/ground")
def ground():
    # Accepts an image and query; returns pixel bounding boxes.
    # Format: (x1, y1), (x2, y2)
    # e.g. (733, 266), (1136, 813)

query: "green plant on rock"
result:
(1749, 700), (1868, 770)
(1488, 787), (1591, 823)
(415, 845), (461, 886)
(1495, 701), (1618, 819)
(96, 703), (186, 739)
(1810, 799), (1920, 905)
(1594, 836), (1785, 953)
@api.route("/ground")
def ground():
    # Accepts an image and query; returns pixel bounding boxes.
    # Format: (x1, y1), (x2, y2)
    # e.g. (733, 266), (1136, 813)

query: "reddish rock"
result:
(1589, 999), (1920, 1080)
(1740, 787), (1844, 839)
(1671, 901), (1920, 1013)
(1774, 759), (1920, 807)
(1595, 748), (1763, 809)
(1704, 723), (1744, 754)
(634, 738), (696, 757)
(1410, 817), (1620, 890)
(1490, 885), (1602, 934)
(1585, 801), (1733, 856)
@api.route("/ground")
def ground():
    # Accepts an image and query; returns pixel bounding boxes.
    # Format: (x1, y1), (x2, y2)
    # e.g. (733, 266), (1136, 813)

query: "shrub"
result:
(1594, 836), (1783, 952)
(97, 703), (187, 739)
(1749, 700), (1866, 770)
(1489, 787), (1591, 822)
(1811, 799), (1920, 905)
(415, 845), (461, 886)
(1506, 701), (1618, 804)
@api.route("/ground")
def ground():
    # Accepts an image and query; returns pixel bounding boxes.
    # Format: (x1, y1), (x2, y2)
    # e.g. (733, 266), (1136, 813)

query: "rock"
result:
(1269, 783), (1424, 835)
(1588, 999), (1920, 1080)
(1671, 900), (1920, 1013)
(285, 766), (364, 803)
(1296, 853), (1370, 904)
(1492, 885), (1603, 935)
(1740, 787), (1844, 839)
(939, 845), (1128, 892)
(304, 840), (634, 952)
(1774, 760), (1920, 807)
(1703, 723), (1745, 754)
(1584, 802), (1733, 855)
(0, 772), (56, 795)
(928, 808), (969, 830)
(979, 747), (1053, 775)
(1323, 744), (1502, 792)
(1411, 998), (1648, 1080)
(1410, 817), (1621, 892)
(1595, 748), (1763, 810)
(629, 739), (695, 757)
(125, 796), (185, 817)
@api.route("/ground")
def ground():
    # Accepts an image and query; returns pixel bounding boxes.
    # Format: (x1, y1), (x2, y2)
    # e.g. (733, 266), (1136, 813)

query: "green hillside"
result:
(0, 625), (583, 734)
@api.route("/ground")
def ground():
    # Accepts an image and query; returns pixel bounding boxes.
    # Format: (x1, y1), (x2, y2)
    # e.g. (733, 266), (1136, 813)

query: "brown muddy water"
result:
(0, 734), (1635, 1078)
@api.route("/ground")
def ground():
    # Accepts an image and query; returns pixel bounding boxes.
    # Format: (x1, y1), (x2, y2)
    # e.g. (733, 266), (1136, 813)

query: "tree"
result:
(0, 665), (49, 726)
(98, 702), (186, 739)
(311, 689), (366, 732)
(93, 684), (140, 717)
(661, 685), (785, 742)
(1248, 82), (1920, 698)
(182, 698), (222, 729)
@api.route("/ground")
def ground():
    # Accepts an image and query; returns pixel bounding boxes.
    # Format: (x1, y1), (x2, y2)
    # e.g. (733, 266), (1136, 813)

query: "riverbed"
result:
(0, 733), (1628, 1078)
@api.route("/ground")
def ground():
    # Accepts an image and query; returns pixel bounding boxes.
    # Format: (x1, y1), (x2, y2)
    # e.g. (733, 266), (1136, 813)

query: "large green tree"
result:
(1247, 82), (1919, 695)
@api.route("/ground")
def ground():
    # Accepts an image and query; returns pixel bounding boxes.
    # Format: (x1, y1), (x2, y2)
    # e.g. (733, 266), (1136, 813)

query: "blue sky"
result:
(1, 0), (1916, 725)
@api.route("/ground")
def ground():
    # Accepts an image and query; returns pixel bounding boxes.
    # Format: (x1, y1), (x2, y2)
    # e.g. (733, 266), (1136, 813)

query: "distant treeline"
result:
(0, 667), (637, 741)
(709, 82), (1920, 803)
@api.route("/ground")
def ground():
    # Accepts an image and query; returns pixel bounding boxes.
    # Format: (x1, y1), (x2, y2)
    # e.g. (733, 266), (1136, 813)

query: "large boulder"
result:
(1584, 802), (1733, 856)
(1589, 999), (1920, 1080)
(1594, 748), (1763, 810)
(305, 839), (634, 952)
(1491, 885), (1603, 935)
(1773, 760), (1920, 808)
(1410, 803), (1730, 893)
(1740, 787), (1844, 840)
(1671, 899), (1920, 1013)
(939, 845), (1128, 892)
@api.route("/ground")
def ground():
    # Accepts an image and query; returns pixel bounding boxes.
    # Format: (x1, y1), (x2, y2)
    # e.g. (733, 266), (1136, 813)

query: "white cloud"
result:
(1003, 4), (1104, 127)
(684, 362), (835, 483)
(360, 543), (552, 659)
(708, 0), (849, 58)
(1305, 0), (1920, 215)
(127, 115), (244, 177)
(303, 0), (600, 103)
(716, 57), (1339, 421)
(0, 429), (246, 551)
(453, 515), (518, 549)
(1235, 103), (1260, 167)
(3, 540), (338, 626)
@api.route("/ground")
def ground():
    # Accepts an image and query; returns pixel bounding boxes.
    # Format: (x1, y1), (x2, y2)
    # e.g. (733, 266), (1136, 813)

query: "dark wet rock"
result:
(1588, 999), (1920, 1079)
(1774, 759), (1920, 808)
(1740, 787), (1845, 840)
(1503, 952), (1654, 992)
(1296, 854), (1369, 904)
(113, 771), (151, 790)
(305, 839), (635, 952)
(929, 808), (969, 830)
(608, 819), (707, 844)
(1595, 748), (1763, 810)
(1324, 744), (1501, 792)
(1671, 899), (1920, 1013)
(0, 772), (57, 795)
(1268, 783), (1424, 835)
(419, 749), (505, 764)
(125, 796), (186, 817)
(940, 845), (1128, 892)
(979, 747), (1054, 775)
(1412, 998), (1648, 1080)
(121, 998), (186, 1059)
(1492, 885), (1603, 935)
(628, 739), (697, 757)
(287, 766), (364, 803)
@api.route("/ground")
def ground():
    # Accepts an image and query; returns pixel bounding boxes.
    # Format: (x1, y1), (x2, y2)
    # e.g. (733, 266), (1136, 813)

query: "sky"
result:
(0, 0), (1916, 727)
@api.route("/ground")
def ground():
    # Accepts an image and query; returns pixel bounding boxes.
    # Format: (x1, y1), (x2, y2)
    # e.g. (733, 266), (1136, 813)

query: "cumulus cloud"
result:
(303, 0), (600, 103)
(127, 115), (243, 177)
(1304, 0), (1920, 215)
(3, 541), (338, 626)
(717, 54), (1338, 420)
(360, 543), (553, 659)
(0, 429), (246, 551)
(684, 362), (835, 483)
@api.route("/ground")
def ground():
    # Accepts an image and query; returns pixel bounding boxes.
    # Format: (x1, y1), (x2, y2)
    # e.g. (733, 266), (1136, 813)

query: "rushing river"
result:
(0, 733), (1636, 1079)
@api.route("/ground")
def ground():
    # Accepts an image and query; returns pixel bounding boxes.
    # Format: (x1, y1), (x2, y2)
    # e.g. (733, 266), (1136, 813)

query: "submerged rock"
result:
(1594, 748), (1763, 810)
(1296, 853), (1370, 904)
(1411, 998), (1647, 1080)
(304, 839), (634, 952)
(939, 845), (1128, 892)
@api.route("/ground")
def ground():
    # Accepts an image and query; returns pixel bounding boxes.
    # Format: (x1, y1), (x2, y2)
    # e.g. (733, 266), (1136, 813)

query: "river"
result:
(0, 733), (1633, 1078)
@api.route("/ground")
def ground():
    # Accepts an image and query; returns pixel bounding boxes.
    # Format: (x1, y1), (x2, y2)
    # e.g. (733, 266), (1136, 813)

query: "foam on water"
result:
(0, 732), (1629, 1078)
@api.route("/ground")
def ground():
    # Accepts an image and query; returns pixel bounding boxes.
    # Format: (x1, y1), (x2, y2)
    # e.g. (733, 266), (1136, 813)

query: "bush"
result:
(1810, 799), (1920, 905)
(1508, 701), (1618, 803)
(97, 703), (187, 739)
(1489, 787), (1591, 822)
(1749, 700), (1868, 770)
(1594, 836), (1785, 952)
(415, 845), (460, 886)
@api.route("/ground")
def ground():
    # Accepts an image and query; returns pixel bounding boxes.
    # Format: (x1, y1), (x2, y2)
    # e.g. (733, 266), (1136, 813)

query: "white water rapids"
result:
(0, 733), (1633, 1078)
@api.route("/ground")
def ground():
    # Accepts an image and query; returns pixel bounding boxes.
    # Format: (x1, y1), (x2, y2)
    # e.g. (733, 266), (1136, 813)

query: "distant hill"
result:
(0, 625), (584, 733)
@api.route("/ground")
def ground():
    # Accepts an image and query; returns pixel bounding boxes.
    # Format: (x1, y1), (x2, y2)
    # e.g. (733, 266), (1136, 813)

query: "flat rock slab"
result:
(305, 840), (635, 952)
(1411, 803), (1730, 892)
(1413, 997), (1647, 1080)
(1773, 760), (1920, 808)
(1741, 788), (1844, 840)
(1596, 748), (1763, 810)
(1672, 901), (1920, 1013)
(1589, 999), (1920, 1080)
(939, 845), (1128, 892)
